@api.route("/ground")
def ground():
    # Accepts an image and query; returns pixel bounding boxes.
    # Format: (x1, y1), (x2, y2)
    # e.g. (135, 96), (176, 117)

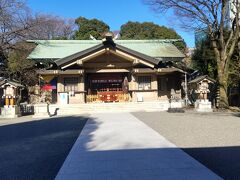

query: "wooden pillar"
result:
(79, 75), (85, 103)
(151, 74), (158, 89)
(10, 98), (14, 106)
(79, 75), (85, 91)
(151, 74), (158, 99)
(129, 74), (137, 90)
(5, 98), (9, 106)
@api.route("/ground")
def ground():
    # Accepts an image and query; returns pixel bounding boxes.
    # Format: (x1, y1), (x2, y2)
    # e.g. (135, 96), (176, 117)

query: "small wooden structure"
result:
(0, 79), (24, 106)
(0, 79), (24, 118)
(189, 75), (216, 101)
(188, 75), (216, 112)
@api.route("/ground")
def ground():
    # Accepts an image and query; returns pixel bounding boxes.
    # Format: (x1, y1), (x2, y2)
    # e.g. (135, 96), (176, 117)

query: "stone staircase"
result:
(48, 101), (170, 115)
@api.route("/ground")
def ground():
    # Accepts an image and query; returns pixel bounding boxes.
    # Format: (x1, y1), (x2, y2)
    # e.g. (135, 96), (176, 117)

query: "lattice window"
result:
(138, 76), (151, 90)
(64, 77), (78, 92)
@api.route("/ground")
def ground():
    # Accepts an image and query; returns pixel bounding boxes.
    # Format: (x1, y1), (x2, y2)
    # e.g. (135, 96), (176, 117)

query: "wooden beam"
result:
(37, 70), (59, 75)
(157, 68), (184, 73)
(62, 61), (77, 69)
(133, 68), (156, 74)
(109, 49), (135, 62)
(86, 69), (130, 73)
(60, 70), (84, 74)
(81, 49), (106, 62)
(37, 70), (84, 75)
(110, 49), (155, 68)
(62, 49), (106, 69)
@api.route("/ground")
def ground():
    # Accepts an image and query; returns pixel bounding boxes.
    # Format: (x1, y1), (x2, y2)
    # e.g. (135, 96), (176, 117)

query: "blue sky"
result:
(28, 0), (195, 47)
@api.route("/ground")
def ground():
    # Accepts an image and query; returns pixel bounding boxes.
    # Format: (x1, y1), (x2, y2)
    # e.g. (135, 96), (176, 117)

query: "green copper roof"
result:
(27, 40), (185, 60)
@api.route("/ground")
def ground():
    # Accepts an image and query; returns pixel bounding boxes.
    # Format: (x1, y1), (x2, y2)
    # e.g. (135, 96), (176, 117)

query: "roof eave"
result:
(55, 44), (103, 66)
(115, 44), (159, 65)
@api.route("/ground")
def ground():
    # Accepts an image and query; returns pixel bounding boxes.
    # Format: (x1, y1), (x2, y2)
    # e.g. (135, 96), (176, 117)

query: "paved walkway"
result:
(56, 113), (221, 180)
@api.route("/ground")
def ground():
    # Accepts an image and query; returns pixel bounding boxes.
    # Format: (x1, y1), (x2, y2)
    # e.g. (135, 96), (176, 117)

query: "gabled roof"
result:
(0, 79), (24, 88)
(55, 39), (160, 67)
(27, 39), (185, 60)
(115, 44), (159, 64)
(55, 43), (104, 66)
(188, 75), (216, 84)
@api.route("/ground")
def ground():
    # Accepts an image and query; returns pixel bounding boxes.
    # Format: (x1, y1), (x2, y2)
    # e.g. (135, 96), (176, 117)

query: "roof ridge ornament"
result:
(89, 34), (97, 40)
(102, 32), (115, 46)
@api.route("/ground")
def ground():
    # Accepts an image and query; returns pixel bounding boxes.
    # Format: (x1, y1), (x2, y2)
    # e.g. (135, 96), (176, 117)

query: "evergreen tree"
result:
(7, 42), (38, 86)
(192, 36), (217, 79)
(120, 21), (186, 51)
(74, 17), (110, 40)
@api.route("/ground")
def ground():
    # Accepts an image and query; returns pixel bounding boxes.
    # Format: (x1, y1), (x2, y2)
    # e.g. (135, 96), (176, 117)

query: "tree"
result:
(74, 17), (110, 40)
(7, 42), (38, 86)
(28, 14), (76, 40)
(0, 0), (34, 76)
(145, 0), (240, 108)
(0, 0), (76, 53)
(0, 0), (35, 53)
(192, 36), (217, 78)
(228, 43), (240, 87)
(193, 33), (240, 87)
(120, 21), (186, 51)
(0, 0), (76, 80)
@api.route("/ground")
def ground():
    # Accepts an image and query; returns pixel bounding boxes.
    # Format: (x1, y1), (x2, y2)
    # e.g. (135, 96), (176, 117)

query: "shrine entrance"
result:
(86, 73), (130, 103)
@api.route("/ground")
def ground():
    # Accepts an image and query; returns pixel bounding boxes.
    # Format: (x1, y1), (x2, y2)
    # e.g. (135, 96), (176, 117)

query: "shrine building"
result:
(27, 33), (186, 104)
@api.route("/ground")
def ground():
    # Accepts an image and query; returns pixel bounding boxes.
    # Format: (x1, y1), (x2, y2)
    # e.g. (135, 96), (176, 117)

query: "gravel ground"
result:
(0, 115), (35, 126)
(133, 111), (240, 179)
(0, 115), (88, 180)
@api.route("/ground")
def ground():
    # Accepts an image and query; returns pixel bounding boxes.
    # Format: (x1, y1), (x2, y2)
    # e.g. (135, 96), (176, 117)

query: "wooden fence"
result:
(86, 93), (130, 103)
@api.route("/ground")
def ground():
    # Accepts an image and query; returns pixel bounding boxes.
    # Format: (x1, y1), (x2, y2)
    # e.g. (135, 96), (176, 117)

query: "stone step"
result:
(47, 101), (171, 115)
(34, 101), (188, 117)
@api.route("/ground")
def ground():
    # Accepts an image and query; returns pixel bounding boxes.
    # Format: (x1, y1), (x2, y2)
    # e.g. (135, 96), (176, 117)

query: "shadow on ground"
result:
(1, 113), (240, 179)
(58, 148), (223, 179)
(182, 146), (240, 179)
(232, 113), (240, 117)
(0, 115), (89, 180)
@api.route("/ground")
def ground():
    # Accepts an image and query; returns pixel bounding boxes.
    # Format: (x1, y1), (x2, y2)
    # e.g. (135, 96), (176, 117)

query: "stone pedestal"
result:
(169, 100), (184, 108)
(0, 106), (21, 118)
(168, 100), (185, 113)
(195, 100), (213, 112)
(33, 103), (50, 118)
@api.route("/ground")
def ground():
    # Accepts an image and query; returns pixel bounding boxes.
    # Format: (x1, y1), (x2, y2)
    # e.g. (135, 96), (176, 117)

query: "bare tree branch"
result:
(144, 0), (240, 108)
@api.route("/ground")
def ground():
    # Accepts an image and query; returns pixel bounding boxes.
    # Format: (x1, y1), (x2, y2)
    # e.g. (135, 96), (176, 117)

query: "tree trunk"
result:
(212, 39), (230, 109)
(218, 69), (229, 108)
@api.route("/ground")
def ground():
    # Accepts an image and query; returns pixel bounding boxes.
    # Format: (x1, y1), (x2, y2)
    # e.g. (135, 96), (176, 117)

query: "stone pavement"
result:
(55, 113), (222, 180)
(0, 115), (88, 180)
